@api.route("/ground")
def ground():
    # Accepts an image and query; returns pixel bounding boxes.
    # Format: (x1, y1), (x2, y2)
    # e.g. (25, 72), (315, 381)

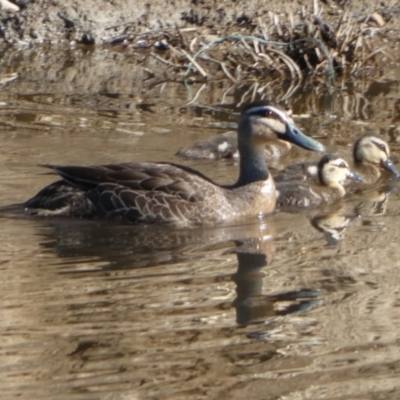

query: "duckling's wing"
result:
(276, 182), (326, 208)
(274, 161), (319, 183)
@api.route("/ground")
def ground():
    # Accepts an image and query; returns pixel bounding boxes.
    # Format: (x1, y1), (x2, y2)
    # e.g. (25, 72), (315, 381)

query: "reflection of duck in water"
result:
(177, 131), (292, 161)
(274, 132), (399, 185)
(22, 101), (324, 226)
(311, 210), (359, 246)
(232, 237), (323, 325)
(276, 154), (362, 208)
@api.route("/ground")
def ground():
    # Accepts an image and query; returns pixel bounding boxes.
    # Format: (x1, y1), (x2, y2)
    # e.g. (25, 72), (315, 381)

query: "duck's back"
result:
(177, 132), (291, 161)
(273, 161), (319, 183)
(176, 132), (239, 159)
(353, 163), (381, 184)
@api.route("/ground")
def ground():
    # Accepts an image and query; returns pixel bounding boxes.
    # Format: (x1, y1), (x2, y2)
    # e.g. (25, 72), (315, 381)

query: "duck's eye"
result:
(337, 162), (347, 168)
(264, 110), (275, 118)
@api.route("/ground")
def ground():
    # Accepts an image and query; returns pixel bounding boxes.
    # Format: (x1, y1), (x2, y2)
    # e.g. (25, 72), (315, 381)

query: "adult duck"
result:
(23, 100), (325, 226)
(276, 154), (362, 208)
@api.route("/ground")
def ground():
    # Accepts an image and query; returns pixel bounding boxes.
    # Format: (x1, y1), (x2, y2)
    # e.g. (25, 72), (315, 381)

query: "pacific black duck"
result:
(23, 100), (325, 226)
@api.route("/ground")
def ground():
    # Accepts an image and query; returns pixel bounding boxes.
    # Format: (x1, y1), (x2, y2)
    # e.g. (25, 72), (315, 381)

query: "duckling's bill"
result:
(348, 171), (363, 182)
(382, 159), (400, 177)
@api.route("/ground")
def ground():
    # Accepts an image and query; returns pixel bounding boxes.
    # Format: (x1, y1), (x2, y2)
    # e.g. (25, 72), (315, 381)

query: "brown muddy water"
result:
(1, 47), (400, 400)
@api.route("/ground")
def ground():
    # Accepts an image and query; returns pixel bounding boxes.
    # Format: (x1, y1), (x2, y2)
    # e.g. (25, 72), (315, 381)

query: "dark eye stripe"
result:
(245, 107), (281, 121)
(329, 161), (347, 169)
(372, 141), (387, 154)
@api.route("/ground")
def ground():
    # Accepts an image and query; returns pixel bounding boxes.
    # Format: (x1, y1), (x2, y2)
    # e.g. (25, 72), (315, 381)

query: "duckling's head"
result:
(318, 154), (363, 194)
(353, 133), (399, 176)
(239, 101), (325, 152)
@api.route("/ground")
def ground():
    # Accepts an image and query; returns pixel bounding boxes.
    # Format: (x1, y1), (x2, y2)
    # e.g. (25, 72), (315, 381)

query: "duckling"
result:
(21, 100), (325, 226)
(276, 154), (363, 208)
(274, 132), (399, 184)
(176, 130), (292, 160)
(352, 133), (399, 183)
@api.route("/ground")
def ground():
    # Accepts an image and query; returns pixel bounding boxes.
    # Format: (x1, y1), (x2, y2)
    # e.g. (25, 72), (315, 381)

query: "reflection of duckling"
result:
(274, 132), (399, 184)
(276, 154), (363, 208)
(176, 131), (292, 160)
(21, 100), (325, 225)
(352, 186), (393, 217)
(311, 211), (359, 246)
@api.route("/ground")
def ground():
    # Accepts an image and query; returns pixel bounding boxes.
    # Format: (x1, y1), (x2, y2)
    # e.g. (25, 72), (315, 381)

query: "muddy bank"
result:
(0, 1), (399, 46)
(1, 1), (400, 84)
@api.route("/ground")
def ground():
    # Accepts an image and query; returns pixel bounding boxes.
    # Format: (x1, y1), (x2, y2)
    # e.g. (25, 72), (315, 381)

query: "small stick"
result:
(181, 49), (208, 78)
(150, 52), (184, 68)
(185, 83), (207, 105)
(258, 17), (269, 41)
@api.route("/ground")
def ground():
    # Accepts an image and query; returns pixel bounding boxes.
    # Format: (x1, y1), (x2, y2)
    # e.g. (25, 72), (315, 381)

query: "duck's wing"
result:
(42, 162), (219, 223)
(24, 180), (93, 217)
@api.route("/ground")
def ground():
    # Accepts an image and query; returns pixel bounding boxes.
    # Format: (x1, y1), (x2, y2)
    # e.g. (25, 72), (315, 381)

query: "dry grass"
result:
(113, 3), (397, 98)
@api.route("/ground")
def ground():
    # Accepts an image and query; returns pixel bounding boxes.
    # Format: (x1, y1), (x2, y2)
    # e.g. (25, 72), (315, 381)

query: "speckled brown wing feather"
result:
(41, 162), (220, 223)
(24, 180), (93, 217)
(273, 161), (319, 184)
(276, 182), (341, 208)
(84, 183), (198, 223)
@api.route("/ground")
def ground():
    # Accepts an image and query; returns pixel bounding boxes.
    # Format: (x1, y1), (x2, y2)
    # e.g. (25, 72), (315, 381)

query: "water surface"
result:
(1, 47), (400, 400)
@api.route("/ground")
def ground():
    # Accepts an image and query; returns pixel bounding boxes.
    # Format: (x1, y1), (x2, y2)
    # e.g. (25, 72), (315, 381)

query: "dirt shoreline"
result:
(1, 0), (399, 87)
(0, 1), (398, 47)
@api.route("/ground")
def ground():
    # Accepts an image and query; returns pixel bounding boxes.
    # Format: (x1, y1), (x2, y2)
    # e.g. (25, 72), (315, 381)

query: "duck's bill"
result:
(348, 171), (363, 182)
(280, 123), (326, 152)
(382, 159), (400, 177)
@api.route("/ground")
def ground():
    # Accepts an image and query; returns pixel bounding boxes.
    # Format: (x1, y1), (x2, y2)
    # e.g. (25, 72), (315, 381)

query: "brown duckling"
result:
(20, 100), (325, 226)
(352, 133), (399, 183)
(276, 154), (363, 208)
(177, 130), (291, 160)
(274, 132), (399, 184)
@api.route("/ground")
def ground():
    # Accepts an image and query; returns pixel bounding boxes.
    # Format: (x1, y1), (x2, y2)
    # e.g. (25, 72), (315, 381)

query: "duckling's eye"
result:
(375, 143), (387, 153)
(337, 162), (347, 168)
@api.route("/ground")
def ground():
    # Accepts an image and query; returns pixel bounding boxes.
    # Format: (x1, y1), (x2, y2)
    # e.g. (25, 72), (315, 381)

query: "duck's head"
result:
(318, 154), (363, 192)
(239, 100), (325, 152)
(353, 133), (399, 176)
